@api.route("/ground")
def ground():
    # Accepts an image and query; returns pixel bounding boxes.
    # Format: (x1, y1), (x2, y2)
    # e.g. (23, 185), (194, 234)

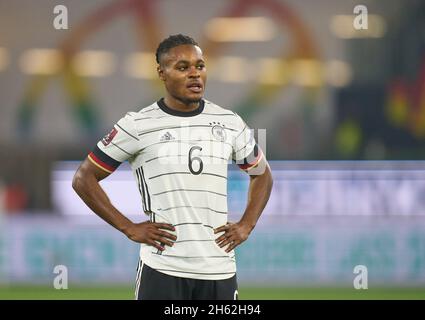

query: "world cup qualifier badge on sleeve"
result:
(102, 127), (118, 146)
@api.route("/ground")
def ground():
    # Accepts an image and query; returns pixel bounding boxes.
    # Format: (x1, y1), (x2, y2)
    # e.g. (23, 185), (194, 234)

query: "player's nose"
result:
(188, 66), (200, 78)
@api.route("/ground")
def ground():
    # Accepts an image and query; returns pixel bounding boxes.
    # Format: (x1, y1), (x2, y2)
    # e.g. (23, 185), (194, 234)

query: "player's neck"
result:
(163, 96), (200, 113)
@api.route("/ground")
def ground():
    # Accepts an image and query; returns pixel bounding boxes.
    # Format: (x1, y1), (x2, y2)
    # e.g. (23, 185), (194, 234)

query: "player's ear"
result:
(157, 65), (165, 81)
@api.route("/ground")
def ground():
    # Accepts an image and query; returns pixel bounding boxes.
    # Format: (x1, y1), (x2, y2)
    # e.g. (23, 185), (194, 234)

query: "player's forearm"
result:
(72, 171), (134, 235)
(239, 162), (273, 231)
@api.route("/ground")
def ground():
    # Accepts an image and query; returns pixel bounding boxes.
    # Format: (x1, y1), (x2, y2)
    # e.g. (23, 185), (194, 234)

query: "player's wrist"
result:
(238, 219), (256, 233)
(119, 220), (135, 237)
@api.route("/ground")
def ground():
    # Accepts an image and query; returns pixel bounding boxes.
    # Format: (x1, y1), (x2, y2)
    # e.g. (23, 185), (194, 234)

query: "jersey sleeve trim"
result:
(88, 145), (121, 173)
(237, 145), (263, 171)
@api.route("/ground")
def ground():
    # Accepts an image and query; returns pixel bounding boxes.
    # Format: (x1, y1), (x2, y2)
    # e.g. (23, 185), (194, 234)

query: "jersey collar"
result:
(157, 98), (204, 117)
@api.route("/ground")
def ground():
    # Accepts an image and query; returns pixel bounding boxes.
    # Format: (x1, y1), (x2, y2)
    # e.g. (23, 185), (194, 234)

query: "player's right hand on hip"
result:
(124, 221), (176, 251)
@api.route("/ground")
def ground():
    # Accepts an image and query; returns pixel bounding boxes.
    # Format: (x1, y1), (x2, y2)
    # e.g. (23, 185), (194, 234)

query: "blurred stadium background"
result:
(1, 0), (425, 299)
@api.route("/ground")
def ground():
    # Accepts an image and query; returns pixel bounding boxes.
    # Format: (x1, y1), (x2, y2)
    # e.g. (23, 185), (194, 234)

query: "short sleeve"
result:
(88, 114), (140, 173)
(232, 114), (263, 171)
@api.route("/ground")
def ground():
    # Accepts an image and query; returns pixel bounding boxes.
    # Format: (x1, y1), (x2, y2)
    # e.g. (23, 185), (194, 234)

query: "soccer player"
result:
(72, 34), (273, 300)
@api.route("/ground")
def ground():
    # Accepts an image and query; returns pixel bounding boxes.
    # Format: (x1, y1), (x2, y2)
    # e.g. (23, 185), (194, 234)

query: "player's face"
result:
(158, 44), (207, 105)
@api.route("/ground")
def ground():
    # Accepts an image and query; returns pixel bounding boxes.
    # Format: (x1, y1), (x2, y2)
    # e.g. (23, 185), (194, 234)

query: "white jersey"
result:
(88, 98), (262, 280)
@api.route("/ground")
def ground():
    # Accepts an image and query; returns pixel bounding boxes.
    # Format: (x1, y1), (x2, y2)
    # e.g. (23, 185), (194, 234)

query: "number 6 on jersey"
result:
(188, 146), (203, 175)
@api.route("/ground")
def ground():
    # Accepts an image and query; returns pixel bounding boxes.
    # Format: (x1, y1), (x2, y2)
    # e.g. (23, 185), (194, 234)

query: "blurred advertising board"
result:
(53, 161), (425, 217)
(1, 216), (424, 285)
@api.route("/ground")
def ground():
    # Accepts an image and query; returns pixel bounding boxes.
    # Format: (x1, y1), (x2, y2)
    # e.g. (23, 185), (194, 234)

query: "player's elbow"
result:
(72, 171), (81, 193)
(72, 167), (87, 195)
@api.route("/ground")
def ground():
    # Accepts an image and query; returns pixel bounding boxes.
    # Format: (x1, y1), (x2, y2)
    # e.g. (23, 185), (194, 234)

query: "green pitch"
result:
(1, 286), (425, 300)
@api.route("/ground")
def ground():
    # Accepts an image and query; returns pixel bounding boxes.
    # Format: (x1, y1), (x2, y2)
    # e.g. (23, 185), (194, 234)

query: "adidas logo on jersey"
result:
(160, 131), (175, 141)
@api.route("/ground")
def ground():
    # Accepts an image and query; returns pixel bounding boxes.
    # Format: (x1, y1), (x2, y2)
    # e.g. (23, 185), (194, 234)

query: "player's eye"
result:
(197, 64), (205, 70)
(177, 65), (187, 71)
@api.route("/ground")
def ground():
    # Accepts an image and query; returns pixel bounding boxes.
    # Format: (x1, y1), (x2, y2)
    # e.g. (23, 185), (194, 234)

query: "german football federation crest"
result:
(101, 127), (118, 146)
(211, 122), (226, 141)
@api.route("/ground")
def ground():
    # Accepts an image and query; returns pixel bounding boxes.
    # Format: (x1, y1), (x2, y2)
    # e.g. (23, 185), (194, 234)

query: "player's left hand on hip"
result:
(214, 221), (252, 253)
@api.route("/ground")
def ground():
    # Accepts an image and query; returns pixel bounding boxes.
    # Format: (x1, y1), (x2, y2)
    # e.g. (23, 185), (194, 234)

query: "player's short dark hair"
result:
(155, 34), (199, 64)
